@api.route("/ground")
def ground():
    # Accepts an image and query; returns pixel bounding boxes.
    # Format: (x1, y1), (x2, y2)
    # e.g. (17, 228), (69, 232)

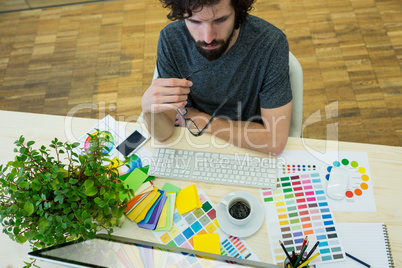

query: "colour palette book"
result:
(279, 150), (375, 212)
(152, 190), (260, 262)
(260, 173), (345, 266)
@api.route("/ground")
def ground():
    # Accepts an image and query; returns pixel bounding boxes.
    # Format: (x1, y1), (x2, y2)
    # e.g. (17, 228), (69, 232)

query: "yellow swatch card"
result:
(176, 184), (202, 215)
(193, 233), (221, 255)
(134, 189), (161, 222)
(135, 181), (153, 196)
(126, 188), (159, 221)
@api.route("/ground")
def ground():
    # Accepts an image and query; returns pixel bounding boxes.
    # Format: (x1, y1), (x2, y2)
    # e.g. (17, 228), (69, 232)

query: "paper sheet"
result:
(279, 150), (376, 212)
(261, 173), (345, 266)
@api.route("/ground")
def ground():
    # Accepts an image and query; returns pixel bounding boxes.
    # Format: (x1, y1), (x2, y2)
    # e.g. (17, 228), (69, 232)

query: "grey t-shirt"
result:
(156, 15), (292, 123)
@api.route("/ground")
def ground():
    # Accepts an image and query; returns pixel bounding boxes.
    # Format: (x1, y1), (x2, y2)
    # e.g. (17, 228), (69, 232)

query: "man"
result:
(141, 0), (292, 155)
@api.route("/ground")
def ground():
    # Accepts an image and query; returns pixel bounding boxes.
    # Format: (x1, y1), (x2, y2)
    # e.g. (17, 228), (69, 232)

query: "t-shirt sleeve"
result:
(156, 29), (181, 79)
(259, 34), (293, 109)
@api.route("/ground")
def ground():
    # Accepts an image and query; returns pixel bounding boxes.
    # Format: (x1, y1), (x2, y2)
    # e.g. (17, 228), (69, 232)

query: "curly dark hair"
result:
(160, 0), (256, 29)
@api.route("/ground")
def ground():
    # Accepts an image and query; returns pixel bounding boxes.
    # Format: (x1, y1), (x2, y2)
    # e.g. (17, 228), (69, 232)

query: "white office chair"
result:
(139, 52), (303, 137)
(288, 51), (303, 137)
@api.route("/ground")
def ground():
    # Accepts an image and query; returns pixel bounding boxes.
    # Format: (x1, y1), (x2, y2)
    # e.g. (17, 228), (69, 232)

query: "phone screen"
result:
(116, 131), (146, 156)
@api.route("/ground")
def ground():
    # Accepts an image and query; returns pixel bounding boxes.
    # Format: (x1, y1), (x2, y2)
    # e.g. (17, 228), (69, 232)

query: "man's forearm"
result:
(143, 112), (175, 141)
(209, 118), (288, 155)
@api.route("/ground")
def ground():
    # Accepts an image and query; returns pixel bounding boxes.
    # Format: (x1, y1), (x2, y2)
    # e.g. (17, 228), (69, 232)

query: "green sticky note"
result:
(140, 165), (155, 182)
(162, 183), (181, 195)
(119, 169), (149, 200)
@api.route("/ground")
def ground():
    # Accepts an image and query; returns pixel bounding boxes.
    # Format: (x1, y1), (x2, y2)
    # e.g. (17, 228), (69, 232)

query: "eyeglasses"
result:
(177, 97), (228, 137)
(177, 67), (228, 137)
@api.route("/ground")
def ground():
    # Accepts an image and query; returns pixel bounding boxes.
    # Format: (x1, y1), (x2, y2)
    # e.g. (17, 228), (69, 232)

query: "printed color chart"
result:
(152, 190), (259, 262)
(279, 150), (376, 212)
(261, 173), (345, 266)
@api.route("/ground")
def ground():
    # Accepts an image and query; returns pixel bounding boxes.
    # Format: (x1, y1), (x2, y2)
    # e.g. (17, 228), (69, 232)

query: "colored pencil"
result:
(294, 241), (309, 267)
(346, 252), (371, 268)
(297, 252), (320, 268)
(279, 240), (293, 265)
(304, 241), (320, 261)
(300, 236), (308, 255)
(292, 250), (296, 264)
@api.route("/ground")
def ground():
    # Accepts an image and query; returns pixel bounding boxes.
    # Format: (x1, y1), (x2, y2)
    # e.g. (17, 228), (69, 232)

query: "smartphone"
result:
(116, 127), (150, 157)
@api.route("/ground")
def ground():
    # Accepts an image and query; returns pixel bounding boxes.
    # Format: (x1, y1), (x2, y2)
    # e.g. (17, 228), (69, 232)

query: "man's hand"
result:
(141, 78), (193, 114)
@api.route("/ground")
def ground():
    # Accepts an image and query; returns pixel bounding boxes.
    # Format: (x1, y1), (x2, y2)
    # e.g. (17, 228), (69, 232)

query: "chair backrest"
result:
(288, 51), (303, 137)
(149, 52), (303, 137)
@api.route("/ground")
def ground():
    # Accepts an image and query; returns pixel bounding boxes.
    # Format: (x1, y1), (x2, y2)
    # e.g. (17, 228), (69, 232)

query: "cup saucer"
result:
(216, 191), (264, 238)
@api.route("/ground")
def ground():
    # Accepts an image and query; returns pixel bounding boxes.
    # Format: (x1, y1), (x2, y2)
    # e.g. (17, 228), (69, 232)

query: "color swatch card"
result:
(152, 190), (260, 262)
(261, 173), (345, 266)
(75, 115), (153, 177)
(279, 150), (376, 212)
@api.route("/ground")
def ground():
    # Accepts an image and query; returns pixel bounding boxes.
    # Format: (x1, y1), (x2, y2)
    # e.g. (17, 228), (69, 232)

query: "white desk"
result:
(0, 111), (401, 267)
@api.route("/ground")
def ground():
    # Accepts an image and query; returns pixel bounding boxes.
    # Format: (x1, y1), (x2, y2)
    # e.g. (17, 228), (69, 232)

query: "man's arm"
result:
(180, 101), (293, 155)
(141, 78), (192, 141)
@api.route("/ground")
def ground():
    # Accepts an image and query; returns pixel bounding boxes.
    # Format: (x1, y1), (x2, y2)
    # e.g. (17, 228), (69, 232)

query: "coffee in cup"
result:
(221, 195), (253, 226)
(229, 200), (251, 220)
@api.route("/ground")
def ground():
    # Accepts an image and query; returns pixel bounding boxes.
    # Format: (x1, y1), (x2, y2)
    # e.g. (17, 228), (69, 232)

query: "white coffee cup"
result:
(221, 195), (252, 225)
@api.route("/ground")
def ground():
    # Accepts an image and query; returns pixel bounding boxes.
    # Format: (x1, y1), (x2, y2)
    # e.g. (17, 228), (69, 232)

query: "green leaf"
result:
(84, 179), (94, 189)
(10, 184), (17, 191)
(16, 235), (27, 244)
(10, 204), (19, 213)
(72, 142), (80, 148)
(18, 180), (29, 188)
(116, 183), (125, 191)
(27, 141), (35, 147)
(24, 231), (36, 240)
(100, 187), (106, 195)
(11, 161), (23, 168)
(24, 201), (34, 216)
(69, 178), (78, 185)
(13, 226), (21, 235)
(38, 220), (49, 232)
(84, 187), (98, 197)
(55, 195), (64, 204)
(82, 210), (89, 220)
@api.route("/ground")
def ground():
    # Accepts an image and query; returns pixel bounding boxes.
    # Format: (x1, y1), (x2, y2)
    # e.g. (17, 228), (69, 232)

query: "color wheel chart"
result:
(75, 115), (152, 176)
(152, 190), (260, 262)
(323, 154), (375, 212)
(279, 150), (376, 212)
(260, 173), (345, 266)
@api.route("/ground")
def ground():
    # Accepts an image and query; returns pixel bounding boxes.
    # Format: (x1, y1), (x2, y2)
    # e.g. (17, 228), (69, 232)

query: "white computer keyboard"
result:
(148, 148), (278, 189)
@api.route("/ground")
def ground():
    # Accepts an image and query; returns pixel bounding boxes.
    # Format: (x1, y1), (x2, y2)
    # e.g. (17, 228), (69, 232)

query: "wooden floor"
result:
(0, 0), (401, 146)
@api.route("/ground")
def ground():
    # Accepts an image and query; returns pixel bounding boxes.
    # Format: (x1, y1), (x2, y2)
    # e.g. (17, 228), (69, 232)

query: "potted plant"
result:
(0, 132), (133, 267)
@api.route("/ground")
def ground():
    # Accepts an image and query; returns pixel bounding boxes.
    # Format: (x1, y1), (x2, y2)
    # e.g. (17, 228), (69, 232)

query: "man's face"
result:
(185, 0), (238, 61)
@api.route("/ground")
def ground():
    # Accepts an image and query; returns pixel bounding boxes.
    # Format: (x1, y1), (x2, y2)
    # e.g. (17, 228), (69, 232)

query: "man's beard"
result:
(195, 27), (236, 61)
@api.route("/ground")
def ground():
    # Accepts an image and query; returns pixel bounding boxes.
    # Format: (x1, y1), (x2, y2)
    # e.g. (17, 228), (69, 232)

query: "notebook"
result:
(317, 222), (394, 268)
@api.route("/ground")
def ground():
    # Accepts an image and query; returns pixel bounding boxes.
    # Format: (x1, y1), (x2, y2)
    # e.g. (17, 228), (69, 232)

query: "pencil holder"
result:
(283, 256), (311, 268)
